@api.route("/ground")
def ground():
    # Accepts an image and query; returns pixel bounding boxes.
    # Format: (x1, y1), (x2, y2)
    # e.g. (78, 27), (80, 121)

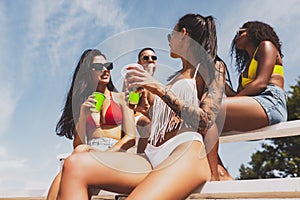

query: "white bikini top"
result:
(149, 64), (200, 145)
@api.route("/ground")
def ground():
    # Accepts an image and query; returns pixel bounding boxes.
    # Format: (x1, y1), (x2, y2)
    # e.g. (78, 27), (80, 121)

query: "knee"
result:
(195, 162), (211, 184)
(62, 154), (83, 177)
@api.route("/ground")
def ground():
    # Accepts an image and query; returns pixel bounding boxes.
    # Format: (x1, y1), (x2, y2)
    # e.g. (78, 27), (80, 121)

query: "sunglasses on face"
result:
(236, 28), (247, 37)
(142, 55), (157, 61)
(90, 62), (113, 71)
(167, 33), (172, 42)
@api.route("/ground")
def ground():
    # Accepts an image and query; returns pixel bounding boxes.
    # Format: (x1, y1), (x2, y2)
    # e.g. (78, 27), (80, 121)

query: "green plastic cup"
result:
(91, 92), (106, 112)
(122, 63), (143, 105)
(129, 90), (141, 105)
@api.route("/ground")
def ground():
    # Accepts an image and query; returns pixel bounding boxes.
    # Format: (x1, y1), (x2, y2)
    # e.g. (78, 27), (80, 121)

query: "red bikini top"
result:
(86, 92), (123, 132)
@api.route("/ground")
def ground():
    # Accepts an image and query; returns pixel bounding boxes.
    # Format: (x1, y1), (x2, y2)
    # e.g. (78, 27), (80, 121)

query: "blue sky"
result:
(1, 0), (300, 197)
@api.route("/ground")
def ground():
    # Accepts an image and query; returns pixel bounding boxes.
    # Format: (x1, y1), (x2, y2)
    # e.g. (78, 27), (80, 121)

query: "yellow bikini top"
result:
(241, 48), (284, 88)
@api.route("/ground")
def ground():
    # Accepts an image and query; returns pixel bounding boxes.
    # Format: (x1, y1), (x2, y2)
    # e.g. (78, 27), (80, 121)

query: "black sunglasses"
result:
(236, 28), (247, 37)
(90, 62), (113, 71)
(142, 55), (157, 61)
(167, 33), (172, 42)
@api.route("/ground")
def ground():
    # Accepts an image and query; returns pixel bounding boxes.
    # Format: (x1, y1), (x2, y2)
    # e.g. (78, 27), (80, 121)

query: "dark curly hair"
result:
(230, 21), (283, 73)
(56, 49), (117, 139)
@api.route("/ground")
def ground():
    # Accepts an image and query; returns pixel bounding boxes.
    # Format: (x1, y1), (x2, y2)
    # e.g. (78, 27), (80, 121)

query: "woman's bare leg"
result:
(205, 124), (220, 181)
(46, 171), (61, 200)
(57, 151), (152, 200)
(47, 146), (102, 200)
(222, 96), (269, 132)
(216, 96), (268, 180)
(127, 141), (211, 200)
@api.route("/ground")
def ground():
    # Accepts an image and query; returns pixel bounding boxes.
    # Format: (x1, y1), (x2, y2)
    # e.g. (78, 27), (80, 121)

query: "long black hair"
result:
(230, 21), (283, 74)
(176, 14), (217, 61)
(56, 49), (117, 139)
(168, 13), (224, 84)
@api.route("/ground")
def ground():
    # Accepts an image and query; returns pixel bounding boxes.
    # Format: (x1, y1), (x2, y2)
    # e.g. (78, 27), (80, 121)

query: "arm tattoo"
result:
(161, 89), (181, 116)
(160, 66), (225, 136)
(160, 88), (211, 134)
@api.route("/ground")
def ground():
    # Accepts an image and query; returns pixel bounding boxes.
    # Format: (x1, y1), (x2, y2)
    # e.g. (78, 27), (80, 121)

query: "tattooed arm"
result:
(161, 63), (225, 135)
(126, 64), (225, 135)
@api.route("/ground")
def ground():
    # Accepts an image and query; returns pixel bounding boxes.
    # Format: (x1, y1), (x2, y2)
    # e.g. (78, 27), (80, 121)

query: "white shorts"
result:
(88, 137), (118, 151)
(144, 132), (203, 168)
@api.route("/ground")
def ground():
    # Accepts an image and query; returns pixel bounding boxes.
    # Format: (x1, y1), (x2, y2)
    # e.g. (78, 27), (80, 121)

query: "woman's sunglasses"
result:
(167, 33), (172, 42)
(236, 28), (247, 37)
(90, 62), (113, 71)
(142, 55), (157, 61)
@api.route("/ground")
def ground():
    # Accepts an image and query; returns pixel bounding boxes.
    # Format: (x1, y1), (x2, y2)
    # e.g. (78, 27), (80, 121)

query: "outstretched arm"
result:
(126, 64), (225, 136)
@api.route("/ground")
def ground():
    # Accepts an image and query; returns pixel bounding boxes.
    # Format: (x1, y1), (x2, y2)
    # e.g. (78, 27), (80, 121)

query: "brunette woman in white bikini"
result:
(57, 14), (225, 200)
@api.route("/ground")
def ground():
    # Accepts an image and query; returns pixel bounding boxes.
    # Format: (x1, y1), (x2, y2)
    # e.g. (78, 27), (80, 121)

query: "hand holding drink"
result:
(128, 88), (143, 105)
(90, 92), (106, 112)
(90, 92), (105, 127)
(122, 64), (143, 105)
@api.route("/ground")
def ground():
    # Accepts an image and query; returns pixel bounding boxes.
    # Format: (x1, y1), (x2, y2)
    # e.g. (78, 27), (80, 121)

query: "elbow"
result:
(127, 136), (136, 147)
(121, 135), (136, 150)
(255, 82), (268, 93)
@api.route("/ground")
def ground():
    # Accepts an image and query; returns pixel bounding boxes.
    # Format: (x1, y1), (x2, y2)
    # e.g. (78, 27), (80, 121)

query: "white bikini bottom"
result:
(144, 132), (203, 168)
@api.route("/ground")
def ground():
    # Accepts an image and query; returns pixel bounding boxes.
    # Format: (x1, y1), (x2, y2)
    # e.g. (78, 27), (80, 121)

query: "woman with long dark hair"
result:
(47, 49), (136, 200)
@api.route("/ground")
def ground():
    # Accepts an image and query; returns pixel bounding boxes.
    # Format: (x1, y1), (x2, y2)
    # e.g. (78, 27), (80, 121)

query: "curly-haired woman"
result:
(217, 21), (287, 179)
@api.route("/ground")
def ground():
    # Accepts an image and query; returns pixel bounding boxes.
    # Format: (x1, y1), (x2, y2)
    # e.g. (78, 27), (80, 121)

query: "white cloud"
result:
(0, 2), (17, 136)
(0, 159), (27, 169)
(0, 150), (28, 191)
(79, 0), (127, 31)
(0, 147), (6, 157)
(15, 0), (129, 81)
(0, 85), (18, 136)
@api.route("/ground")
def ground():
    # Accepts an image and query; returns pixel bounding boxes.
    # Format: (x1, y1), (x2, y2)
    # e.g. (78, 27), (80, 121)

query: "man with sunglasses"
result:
(133, 47), (158, 153)
(137, 47), (157, 76)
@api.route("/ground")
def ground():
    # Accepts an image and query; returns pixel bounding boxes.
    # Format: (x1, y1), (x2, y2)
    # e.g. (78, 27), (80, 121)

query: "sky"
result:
(1, 0), (300, 197)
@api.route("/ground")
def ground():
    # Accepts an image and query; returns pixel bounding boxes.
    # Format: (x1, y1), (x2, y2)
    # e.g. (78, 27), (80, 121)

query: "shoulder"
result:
(257, 41), (277, 54)
(256, 41), (278, 59)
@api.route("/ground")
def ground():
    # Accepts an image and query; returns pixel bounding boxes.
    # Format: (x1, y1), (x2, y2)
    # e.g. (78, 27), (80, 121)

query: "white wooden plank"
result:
(191, 177), (300, 199)
(220, 120), (300, 143)
(91, 178), (300, 199)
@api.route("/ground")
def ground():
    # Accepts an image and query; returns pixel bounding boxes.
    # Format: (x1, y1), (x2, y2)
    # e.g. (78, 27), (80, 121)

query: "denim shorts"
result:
(88, 137), (118, 151)
(252, 84), (287, 125)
